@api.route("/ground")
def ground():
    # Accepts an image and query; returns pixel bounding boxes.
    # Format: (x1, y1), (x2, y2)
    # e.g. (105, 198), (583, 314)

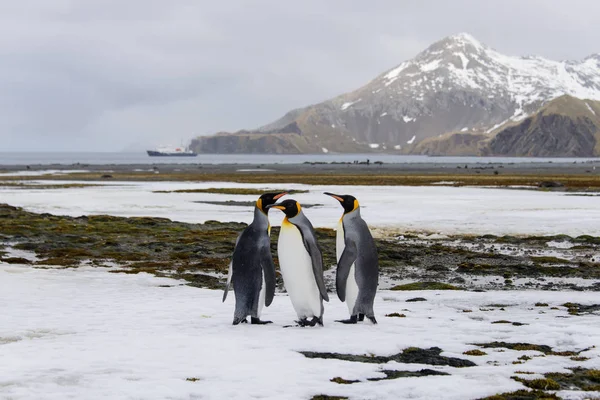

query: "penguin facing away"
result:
(325, 192), (379, 324)
(267, 199), (329, 327)
(223, 191), (287, 325)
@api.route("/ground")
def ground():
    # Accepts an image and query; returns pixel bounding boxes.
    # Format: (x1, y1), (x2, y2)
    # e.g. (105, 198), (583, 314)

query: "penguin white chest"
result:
(278, 222), (322, 319)
(337, 220), (359, 315)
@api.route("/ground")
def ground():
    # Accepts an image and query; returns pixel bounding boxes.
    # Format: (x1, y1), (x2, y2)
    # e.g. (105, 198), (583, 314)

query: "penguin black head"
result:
(257, 191), (288, 214)
(324, 192), (358, 214)
(267, 199), (301, 218)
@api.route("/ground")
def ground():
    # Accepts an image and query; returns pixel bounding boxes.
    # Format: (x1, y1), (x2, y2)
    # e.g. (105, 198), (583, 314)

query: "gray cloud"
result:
(0, 0), (598, 151)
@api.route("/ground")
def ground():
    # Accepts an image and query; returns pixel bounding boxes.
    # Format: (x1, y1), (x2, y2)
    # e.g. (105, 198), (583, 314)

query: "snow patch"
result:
(486, 119), (509, 133)
(368, 143), (380, 149)
(407, 135), (417, 144)
(5, 180), (600, 236)
(393, 144), (402, 150)
(3, 265), (600, 400)
(380, 112), (388, 117)
(383, 62), (408, 84)
(420, 59), (441, 72)
(340, 98), (362, 111)
(321, 147), (329, 154)
(403, 116), (414, 123)
(461, 127), (468, 132)
(586, 102), (596, 116)
(547, 241), (575, 249)
(454, 52), (470, 69)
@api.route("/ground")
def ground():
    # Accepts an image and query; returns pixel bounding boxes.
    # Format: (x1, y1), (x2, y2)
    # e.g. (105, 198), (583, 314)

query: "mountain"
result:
(414, 95), (600, 156)
(487, 95), (600, 156)
(191, 33), (600, 154)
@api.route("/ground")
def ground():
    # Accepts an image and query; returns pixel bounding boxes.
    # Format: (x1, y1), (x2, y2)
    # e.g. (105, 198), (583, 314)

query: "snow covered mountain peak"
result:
(368, 33), (600, 117)
(199, 33), (600, 154)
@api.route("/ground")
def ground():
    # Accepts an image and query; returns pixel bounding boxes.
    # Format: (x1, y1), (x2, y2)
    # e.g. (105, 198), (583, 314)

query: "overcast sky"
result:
(1, 0), (599, 152)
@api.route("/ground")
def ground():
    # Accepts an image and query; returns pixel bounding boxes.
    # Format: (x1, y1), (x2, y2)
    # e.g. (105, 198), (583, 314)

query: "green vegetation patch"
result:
(544, 368), (600, 391)
(300, 346), (476, 368)
(478, 389), (560, 400)
(330, 377), (359, 384)
(385, 312), (406, 318)
(474, 341), (590, 357)
(0, 203), (340, 288)
(512, 377), (560, 391)
(562, 302), (600, 316)
(463, 349), (487, 356)
(0, 257), (32, 264)
(0, 182), (100, 189)
(367, 369), (450, 381)
(390, 282), (462, 291)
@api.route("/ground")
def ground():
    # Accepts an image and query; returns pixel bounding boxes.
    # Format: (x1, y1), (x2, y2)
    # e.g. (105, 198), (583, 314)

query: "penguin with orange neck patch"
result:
(267, 199), (329, 327)
(223, 191), (287, 325)
(325, 192), (378, 324)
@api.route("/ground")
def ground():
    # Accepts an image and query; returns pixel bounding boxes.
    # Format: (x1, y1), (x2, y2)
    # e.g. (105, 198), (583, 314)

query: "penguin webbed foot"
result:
(358, 313), (365, 322)
(251, 317), (273, 325)
(232, 317), (248, 325)
(295, 318), (309, 327)
(367, 316), (378, 324)
(335, 315), (358, 324)
(311, 316), (324, 327)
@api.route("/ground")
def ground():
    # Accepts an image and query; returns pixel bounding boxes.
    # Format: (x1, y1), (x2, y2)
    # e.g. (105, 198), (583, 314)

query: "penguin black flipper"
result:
(222, 234), (241, 302)
(260, 243), (276, 307)
(295, 220), (329, 302)
(336, 240), (357, 302)
(222, 261), (233, 302)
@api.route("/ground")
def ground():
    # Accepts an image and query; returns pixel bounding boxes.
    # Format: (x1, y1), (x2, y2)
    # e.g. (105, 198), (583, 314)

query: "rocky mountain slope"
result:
(413, 95), (600, 156)
(191, 33), (600, 154)
(487, 95), (600, 156)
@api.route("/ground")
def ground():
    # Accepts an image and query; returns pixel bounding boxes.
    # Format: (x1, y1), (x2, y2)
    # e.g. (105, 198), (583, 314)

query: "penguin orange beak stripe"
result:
(324, 192), (344, 202)
(270, 205), (286, 210)
(273, 192), (288, 200)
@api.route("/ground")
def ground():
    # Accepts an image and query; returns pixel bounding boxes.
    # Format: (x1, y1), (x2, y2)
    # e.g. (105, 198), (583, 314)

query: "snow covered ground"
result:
(1, 264), (599, 400)
(1, 180), (600, 236)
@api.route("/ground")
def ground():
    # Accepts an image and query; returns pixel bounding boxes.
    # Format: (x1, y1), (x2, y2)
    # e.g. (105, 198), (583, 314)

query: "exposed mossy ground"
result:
(0, 204), (336, 289)
(463, 349), (487, 356)
(544, 368), (600, 391)
(512, 377), (560, 391)
(5, 170), (600, 191)
(2, 203), (599, 291)
(300, 346), (476, 368)
(473, 341), (592, 357)
(562, 302), (600, 315)
(390, 282), (462, 291)
(478, 389), (561, 400)
(0, 182), (101, 189)
(385, 312), (406, 318)
(366, 369), (450, 381)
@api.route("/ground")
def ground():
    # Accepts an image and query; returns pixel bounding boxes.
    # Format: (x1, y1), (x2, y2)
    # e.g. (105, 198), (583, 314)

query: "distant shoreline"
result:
(1, 161), (600, 190)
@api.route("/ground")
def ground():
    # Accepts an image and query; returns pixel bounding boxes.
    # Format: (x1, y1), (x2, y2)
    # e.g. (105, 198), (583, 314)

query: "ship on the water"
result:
(146, 146), (197, 157)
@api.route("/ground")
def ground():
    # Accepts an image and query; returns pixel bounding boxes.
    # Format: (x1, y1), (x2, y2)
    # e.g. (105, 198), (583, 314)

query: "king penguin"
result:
(267, 199), (329, 326)
(222, 191), (287, 325)
(325, 192), (378, 324)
